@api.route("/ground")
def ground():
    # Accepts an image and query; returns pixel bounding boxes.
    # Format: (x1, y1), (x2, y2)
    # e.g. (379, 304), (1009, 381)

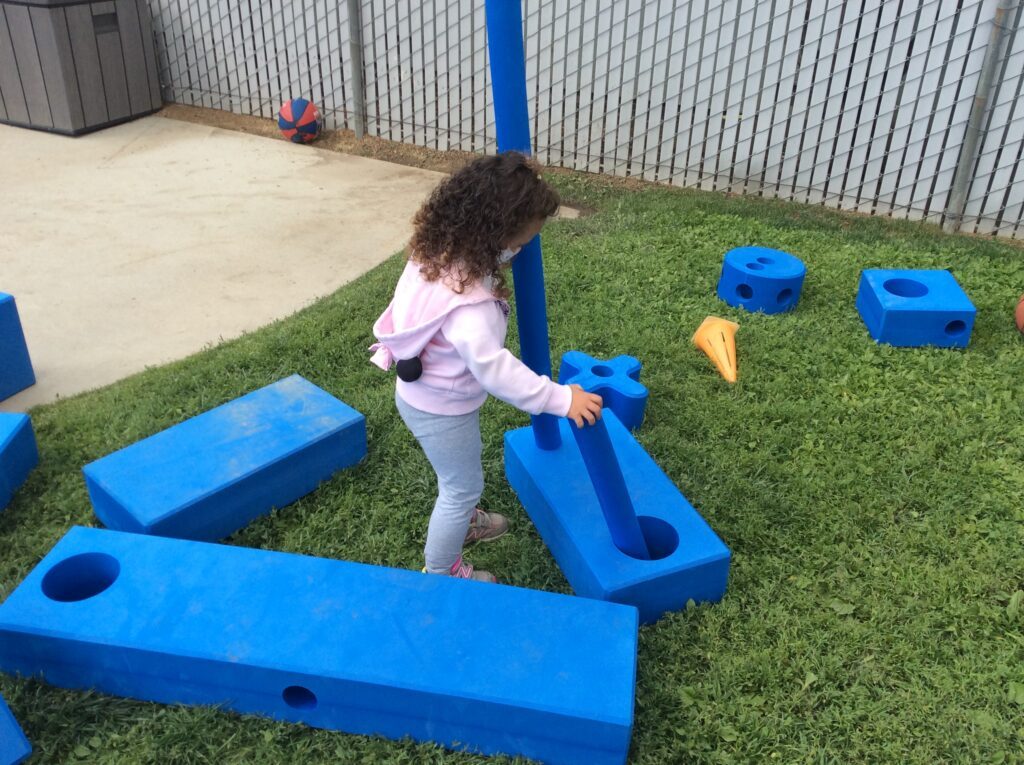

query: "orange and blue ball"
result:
(277, 98), (322, 144)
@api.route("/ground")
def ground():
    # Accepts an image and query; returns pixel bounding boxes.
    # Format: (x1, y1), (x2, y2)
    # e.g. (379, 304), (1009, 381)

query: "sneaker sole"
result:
(465, 526), (509, 545)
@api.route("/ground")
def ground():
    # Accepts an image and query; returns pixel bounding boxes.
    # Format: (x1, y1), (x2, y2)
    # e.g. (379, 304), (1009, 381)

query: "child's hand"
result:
(567, 384), (603, 427)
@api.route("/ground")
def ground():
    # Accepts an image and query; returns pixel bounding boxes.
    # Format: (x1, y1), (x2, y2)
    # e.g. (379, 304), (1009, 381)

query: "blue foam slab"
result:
(506, 411), (730, 624)
(0, 527), (638, 765)
(559, 351), (648, 430)
(0, 294), (35, 403)
(0, 414), (38, 512)
(717, 246), (806, 314)
(0, 692), (31, 765)
(856, 269), (976, 348)
(82, 375), (366, 541)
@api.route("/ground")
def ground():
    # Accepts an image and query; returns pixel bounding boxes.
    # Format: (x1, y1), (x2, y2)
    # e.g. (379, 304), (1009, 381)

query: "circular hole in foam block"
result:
(632, 516), (680, 561)
(591, 365), (615, 378)
(945, 320), (967, 337)
(736, 284), (754, 300)
(756, 256), (775, 264)
(883, 278), (928, 298)
(282, 685), (318, 709)
(746, 262), (765, 271)
(777, 288), (793, 304)
(42, 553), (121, 602)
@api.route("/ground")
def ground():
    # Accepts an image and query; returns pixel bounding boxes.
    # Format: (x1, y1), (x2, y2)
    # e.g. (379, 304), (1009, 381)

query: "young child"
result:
(369, 152), (603, 583)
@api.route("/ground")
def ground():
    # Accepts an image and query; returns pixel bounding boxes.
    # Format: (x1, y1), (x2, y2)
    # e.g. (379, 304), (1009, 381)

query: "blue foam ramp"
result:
(0, 527), (638, 765)
(716, 246), (806, 314)
(0, 692), (31, 765)
(559, 351), (648, 430)
(506, 410), (730, 624)
(856, 269), (976, 348)
(0, 414), (38, 512)
(0, 294), (35, 403)
(83, 375), (366, 541)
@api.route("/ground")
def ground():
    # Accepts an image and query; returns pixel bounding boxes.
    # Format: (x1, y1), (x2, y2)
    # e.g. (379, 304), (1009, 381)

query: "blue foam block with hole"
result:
(856, 269), (976, 348)
(82, 375), (366, 541)
(505, 410), (730, 624)
(0, 414), (38, 512)
(0, 294), (35, 403)
(0, 692), (31, 765)
(559, 351), (648, 430)
(716, 246), (806, 314)
(0, 526), (638, 765)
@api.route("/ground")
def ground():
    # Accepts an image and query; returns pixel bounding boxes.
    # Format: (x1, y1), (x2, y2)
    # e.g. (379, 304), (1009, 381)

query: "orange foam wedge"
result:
(692, 316), (739, 383)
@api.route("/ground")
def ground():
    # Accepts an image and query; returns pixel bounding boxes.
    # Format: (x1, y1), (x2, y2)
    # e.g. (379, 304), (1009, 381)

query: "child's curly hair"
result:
(409, 151), (560, 297)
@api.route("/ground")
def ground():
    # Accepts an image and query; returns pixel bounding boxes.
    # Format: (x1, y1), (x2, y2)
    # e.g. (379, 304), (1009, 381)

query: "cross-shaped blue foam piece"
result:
(558, 351), (649, 431)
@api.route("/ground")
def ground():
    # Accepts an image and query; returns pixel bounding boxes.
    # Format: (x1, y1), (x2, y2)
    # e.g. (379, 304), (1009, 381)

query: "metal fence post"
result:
(943, 0), (1021, 233)
(346, 0), (367, 138)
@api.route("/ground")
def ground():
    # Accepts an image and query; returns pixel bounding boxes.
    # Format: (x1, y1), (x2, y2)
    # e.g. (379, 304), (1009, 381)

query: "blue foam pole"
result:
(485, 0), (560, 451)
(570, 418), (651, 560)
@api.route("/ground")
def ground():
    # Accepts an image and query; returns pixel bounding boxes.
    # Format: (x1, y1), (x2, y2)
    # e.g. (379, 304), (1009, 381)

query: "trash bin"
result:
(0, 0), (161, 135)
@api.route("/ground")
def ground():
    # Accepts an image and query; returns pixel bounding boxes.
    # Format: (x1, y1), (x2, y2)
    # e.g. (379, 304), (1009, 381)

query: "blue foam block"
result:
(856, 269), (976, 348)
(0, 527), (638, 765)
(0, 692), (31, 765)
(716, 246), (806, 314)
(82, 375), (366, 541)
(559, 351), (648, 430)
(0, 414), (38, 512)
(506, 411), (730, 624)
(0, 294), (35, 403)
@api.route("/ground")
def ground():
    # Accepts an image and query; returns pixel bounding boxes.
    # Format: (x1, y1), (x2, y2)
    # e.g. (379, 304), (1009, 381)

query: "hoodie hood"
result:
(369, 260), (497, 370)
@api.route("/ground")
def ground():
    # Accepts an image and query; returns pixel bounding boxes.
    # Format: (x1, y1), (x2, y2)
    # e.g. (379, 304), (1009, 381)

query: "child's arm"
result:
(444, 303), (600, 420)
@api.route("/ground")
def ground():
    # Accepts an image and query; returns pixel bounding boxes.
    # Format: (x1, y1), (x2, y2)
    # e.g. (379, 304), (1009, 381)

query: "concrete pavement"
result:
(0, 115), (446, 411)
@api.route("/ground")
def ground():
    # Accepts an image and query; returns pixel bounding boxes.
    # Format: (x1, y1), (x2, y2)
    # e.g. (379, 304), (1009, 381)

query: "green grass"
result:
(2, 174), (1023, 764)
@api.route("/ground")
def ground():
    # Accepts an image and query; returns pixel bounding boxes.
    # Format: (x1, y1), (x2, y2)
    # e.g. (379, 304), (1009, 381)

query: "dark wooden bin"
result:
(0, 0), (161, 135)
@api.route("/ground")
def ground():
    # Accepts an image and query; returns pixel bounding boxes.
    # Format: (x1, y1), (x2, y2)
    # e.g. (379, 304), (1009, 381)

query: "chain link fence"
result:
(150, 0), (1024, 239)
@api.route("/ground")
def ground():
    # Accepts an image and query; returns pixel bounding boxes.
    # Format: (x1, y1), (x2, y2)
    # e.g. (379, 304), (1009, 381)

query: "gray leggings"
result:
(396, 391), (484, 573)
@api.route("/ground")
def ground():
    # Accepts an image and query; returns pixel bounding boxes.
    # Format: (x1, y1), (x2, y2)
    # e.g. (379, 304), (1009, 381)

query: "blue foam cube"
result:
(83, 375), (366, 541)
(559, 351), (648, 430)
(0, 526), (638, 765)
(0, 414), (38, 511)
(716, 246), (806, 314)
(0, 294), (35, 403)
(0, 692), (31, 765)
(505, 410), (731, 624)
(856, 269), (976, 348)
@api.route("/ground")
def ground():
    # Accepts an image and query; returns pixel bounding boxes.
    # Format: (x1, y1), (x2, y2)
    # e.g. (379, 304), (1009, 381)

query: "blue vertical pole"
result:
(484, 0), (561, 451)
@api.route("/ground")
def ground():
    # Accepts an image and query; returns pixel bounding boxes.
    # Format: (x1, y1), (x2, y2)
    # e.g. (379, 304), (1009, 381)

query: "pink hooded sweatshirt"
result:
(370, 260), (572, 417)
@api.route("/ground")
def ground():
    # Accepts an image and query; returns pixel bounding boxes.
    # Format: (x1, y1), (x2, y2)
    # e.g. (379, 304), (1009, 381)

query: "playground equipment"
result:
(558, 351), (648, 431)
(856, 269), (976, 348)
(0, 414), (37, 512)
(0, 692), (31, 765)
(487, 1), (730, 623)
(277, 98), (323, 144)
(83, 375), (366, 541)
(692, 316), (740, 384)
(0, 526), (637, 765)
(0, 294), (34, 402)
(717, 246), (806, 314)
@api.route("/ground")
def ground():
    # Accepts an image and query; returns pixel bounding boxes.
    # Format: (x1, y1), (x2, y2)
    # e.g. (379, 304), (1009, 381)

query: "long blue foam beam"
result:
(0, 527), (638, 765)
(485, 0), (560, 451)
(83, 375), (366, 541)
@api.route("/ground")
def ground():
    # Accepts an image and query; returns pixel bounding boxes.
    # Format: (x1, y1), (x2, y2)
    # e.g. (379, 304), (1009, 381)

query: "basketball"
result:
(277, 98), (323, 144)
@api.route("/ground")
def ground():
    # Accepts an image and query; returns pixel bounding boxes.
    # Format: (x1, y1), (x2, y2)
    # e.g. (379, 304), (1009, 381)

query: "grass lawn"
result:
(1, 173), (1022, 764)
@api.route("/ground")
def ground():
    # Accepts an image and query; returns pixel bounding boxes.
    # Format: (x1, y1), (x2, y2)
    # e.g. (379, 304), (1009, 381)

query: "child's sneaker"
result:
(464, 508), (509, 544)
(448, 555), (497, 583)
